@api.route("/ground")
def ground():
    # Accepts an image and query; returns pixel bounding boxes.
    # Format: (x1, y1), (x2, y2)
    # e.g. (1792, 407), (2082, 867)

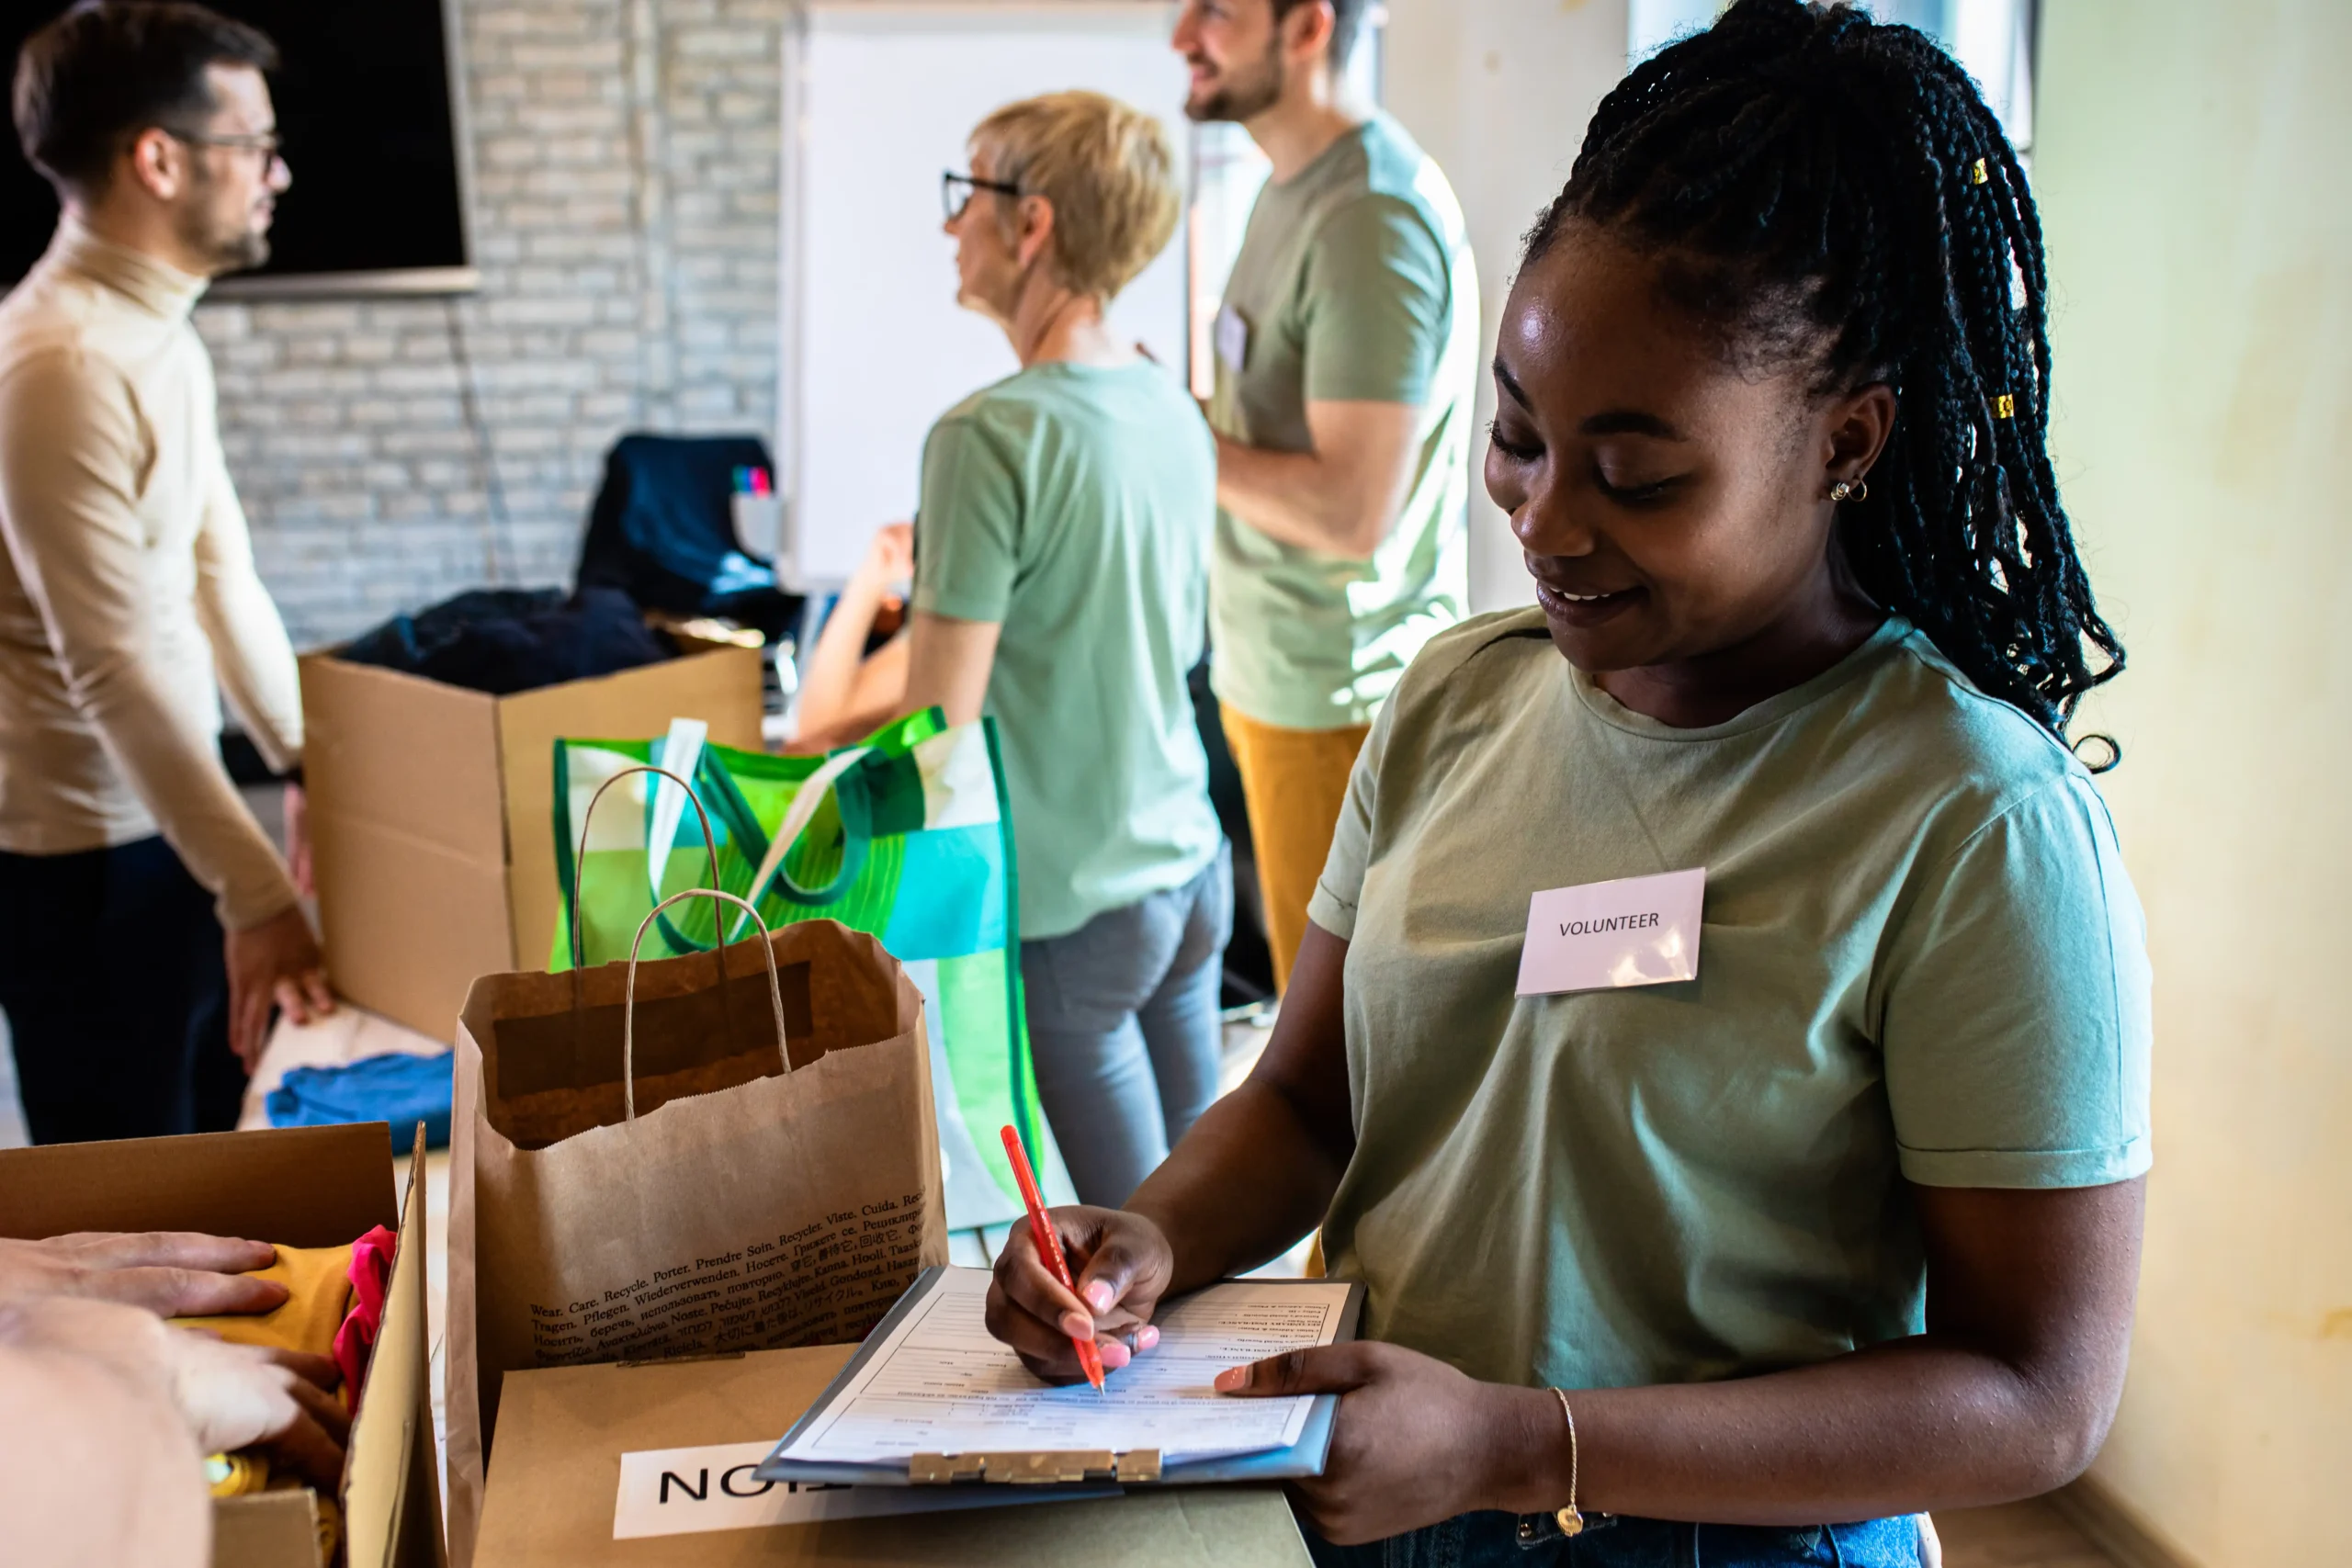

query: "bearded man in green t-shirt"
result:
(1174, 0), (1478, 993)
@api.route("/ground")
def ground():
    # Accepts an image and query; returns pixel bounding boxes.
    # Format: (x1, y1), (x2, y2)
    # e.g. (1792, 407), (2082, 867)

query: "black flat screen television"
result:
(0, 0), (473, 295)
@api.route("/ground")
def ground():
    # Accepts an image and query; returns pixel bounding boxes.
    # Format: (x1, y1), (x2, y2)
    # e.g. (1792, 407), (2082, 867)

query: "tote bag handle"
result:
(640, 718), (709, 909)
(727, 744), (873, 941)
(621, 888), (791, 1122)
(569, 763), (723, 970)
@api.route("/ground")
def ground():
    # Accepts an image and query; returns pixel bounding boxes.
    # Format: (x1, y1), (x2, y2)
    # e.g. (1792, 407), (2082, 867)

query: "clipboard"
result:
(755, 1266), (1367, 1489)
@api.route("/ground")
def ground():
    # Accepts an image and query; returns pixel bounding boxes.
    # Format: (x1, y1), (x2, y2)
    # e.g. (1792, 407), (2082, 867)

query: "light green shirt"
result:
(1306, 611), (2154, 1389)
(1208, 114), (1477, 731)
(912, 361), (1221, 942)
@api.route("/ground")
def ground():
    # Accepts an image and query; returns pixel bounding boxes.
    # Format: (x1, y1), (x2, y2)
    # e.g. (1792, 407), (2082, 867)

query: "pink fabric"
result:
(333, 1224), (398, 1414)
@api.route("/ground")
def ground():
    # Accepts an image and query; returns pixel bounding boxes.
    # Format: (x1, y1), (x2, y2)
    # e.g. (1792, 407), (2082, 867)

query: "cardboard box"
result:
(301, 646), (764, 1040)
(475, 1344), (1314, 1566)
(0, 1122), (445, 1568)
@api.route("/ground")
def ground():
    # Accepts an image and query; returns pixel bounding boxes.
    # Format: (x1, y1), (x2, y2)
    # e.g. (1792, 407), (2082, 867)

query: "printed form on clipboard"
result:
(757, 1266), (1365, 1487)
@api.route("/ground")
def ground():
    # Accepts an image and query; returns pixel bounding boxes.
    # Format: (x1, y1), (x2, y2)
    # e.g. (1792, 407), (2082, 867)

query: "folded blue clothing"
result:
(266, 1050), (455, 1150)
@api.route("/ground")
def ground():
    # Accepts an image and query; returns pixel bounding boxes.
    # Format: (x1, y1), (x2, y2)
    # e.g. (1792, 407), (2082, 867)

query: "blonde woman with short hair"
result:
(798, 92), (1227, 1208)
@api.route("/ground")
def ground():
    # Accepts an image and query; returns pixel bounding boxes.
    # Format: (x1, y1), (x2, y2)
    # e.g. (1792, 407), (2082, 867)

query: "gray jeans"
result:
(1019, 842), (1233, 1207)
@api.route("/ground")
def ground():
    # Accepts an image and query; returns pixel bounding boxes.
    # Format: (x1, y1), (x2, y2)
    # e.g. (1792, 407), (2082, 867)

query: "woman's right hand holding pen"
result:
(983, 1205), (1176, 1382)
(986, 925), (1361, 1385)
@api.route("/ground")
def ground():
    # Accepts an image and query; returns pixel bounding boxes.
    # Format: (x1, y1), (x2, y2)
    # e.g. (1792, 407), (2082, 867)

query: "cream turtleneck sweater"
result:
(0, 216), (301, 929)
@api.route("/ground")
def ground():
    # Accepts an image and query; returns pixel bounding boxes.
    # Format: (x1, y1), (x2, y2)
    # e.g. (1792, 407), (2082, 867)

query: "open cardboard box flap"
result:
(0, 1122), (446, 1568)
(476, 1343), (1311, 1567)
(301, 642), (764, 1041)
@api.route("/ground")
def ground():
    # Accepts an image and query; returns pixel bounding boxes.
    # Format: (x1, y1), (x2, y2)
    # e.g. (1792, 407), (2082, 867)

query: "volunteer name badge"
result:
(1215, 304), (1250, 375)
(1516, 867), (1705, 996)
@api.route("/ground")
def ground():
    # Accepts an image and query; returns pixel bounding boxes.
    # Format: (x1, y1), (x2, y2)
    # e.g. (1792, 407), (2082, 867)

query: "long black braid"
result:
(1526, 0), (2122, 749)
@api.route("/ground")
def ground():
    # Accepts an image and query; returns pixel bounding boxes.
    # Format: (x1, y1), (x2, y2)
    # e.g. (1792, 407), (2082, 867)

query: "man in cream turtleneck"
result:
(0, 3), (332, 1144)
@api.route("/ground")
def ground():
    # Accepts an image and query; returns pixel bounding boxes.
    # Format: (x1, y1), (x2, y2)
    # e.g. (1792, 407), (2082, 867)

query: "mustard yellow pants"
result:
(1219, 707), (1373, 995)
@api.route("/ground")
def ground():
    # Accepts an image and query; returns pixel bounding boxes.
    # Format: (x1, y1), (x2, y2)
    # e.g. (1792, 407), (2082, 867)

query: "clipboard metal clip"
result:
(908, 1449), (1163, 1485)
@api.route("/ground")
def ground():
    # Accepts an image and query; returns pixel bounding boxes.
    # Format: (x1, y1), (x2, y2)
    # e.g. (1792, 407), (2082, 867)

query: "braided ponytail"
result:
(1526, 0), (2121, 746)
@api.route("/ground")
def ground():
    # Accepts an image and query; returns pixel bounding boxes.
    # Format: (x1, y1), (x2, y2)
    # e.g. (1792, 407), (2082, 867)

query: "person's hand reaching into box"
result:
(0, 1234), (351, 1487)
(0, 1231), (291, 1315)
(0, 1294), (350, 1495)
(156, 1322), (351, 1488)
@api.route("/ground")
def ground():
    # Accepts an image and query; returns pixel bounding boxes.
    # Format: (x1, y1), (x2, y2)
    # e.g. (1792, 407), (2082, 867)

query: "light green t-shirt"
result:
(1208, 114), (1478, 732)
(912, 360), (1222, 942)
(1306, 610), (2154, 1390)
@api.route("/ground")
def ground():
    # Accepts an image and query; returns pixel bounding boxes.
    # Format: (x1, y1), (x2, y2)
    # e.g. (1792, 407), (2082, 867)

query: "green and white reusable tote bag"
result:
(549, 708), (1074, 1235)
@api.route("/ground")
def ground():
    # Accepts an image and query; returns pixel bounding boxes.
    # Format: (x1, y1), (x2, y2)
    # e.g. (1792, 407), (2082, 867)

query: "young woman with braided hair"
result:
(985, 3), (2151, 1561)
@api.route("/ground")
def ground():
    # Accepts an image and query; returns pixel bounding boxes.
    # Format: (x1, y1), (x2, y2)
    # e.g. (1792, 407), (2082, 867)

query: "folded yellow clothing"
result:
(177, 1242), (355, 1363)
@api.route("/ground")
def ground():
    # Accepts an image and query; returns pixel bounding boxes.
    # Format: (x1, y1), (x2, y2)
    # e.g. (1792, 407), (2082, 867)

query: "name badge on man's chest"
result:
(1215, 304), (1250, 376)
(1515, 867), (1706, 996)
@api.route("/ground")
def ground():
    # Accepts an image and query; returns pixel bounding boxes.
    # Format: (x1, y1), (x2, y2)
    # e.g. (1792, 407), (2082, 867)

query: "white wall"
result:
(775, 0), (1634, 611)
(2035, 3), (2352, 1562)
(1380, 0), (1630, 615)
(781, 3), (1192, 588)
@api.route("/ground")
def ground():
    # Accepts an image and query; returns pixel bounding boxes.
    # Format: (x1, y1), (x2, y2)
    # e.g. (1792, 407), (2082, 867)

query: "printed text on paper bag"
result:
(526, 1193), (927, 1362)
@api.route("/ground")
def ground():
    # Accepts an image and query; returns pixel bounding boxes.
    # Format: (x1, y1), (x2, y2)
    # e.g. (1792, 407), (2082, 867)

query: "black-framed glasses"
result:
(942, 169), (1021, 221)
(161, 127), (285, 164)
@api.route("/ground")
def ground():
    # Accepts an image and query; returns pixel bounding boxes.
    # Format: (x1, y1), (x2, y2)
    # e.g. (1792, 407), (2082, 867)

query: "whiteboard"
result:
(780, 4), (1192, 587)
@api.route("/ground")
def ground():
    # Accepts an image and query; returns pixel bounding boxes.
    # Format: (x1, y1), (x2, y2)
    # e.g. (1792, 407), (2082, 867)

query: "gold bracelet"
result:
(1548, 1386), (1584, 1537)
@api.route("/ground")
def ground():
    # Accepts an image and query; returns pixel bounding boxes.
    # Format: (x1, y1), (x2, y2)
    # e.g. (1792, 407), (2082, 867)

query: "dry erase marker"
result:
(1001, 1123), (1107, 1393)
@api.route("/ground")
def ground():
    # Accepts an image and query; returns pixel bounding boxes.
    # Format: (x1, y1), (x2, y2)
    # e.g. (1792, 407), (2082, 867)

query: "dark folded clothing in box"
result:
(340, 585), (669, 696)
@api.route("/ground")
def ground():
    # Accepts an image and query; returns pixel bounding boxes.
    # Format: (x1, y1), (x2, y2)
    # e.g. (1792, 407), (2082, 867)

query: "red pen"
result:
(1001, 1123), (1107, 1393)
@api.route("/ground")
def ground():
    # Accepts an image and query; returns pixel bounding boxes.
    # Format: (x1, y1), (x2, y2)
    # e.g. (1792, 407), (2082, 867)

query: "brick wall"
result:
(198, 0), (787, 646)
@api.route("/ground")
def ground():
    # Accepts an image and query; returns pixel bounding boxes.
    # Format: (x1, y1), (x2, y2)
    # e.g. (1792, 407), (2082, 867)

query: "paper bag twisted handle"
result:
(622, 888), (792, 1122)
(569, 763), (725, 972)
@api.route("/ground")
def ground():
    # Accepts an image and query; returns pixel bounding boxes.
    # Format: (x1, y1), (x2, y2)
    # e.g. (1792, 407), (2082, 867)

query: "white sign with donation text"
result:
(1516, 867), (1706, 996)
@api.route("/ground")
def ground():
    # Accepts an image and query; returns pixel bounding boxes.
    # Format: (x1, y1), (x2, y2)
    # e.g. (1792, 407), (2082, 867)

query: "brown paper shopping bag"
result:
(445, 884), (945, 1566)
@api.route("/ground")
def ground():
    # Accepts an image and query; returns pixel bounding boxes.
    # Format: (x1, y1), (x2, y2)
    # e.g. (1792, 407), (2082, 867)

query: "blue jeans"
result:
(1020, 843), (1233, 1207)
(1306, 1511), (1924, 1568)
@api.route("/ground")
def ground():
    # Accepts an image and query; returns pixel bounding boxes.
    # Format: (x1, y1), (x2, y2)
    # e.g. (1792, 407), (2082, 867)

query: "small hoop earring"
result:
(1829, 479), (1869, 503)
